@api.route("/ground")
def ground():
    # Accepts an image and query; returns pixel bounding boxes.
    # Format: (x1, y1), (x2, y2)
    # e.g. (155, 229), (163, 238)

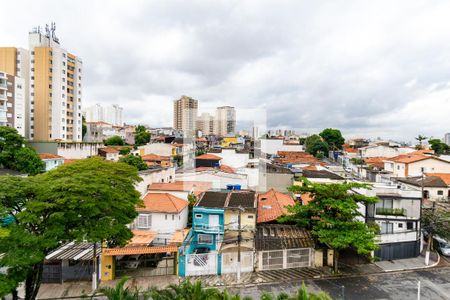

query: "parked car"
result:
(434, 236), (450, 256)
(120, 255), (142, 269)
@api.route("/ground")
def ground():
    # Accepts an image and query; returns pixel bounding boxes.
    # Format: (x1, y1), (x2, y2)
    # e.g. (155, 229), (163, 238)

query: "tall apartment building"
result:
(196, 112), (214, 135)
(83, 104), (123, 126)
(445, 133), (450, 146)
(0, 24), (83, 141)
(214, 106), (236, 136)
(173, 95), (198, 135)
(0, 71), (26, 136)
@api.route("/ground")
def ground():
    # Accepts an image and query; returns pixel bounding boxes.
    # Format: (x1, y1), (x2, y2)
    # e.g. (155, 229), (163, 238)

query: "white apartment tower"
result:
(196, 112), (214, 135)
(83, 104), (123, 126)
(214, 106), (236, 136)
(173, 95), (198, 135)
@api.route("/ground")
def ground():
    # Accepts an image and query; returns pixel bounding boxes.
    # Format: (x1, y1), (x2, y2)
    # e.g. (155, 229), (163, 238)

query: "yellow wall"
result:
(224, 210), (256, 231)
(221, 137), (238, 147)
(0, 47), (17, 75)
(101, 254), (115, 281)
(33, 47), (52, 141)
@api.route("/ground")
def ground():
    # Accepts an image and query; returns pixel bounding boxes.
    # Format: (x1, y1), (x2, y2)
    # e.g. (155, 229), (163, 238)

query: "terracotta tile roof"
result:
(128, 230), (157, 246)
(99, 147), (119, 154)
(364, 157), (388, 169)
(38, 153), (63, 160)
(196, 153), (222, 160)
(139, 193), (188, 213)
(141, 154), (170, 161)
(274, 151), (326, 166)
(386, 154), (446, 164)
(169, 229), (190, 245)
(425, 173), (450, 185)
(344, 147), (358, 153)
(257, 189), (295, 223)
(302, 165), (318, 171)
(300, 192), (314, 205)
(103, 245), (178, 256)
(410, 149), (434, 155)
(193, 164), (236, 174)
(148, 181), (212, 192)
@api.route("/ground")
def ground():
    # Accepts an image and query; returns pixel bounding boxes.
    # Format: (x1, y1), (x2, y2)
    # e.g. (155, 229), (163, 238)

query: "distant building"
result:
(0, 71), (25, 136)
(173, 95), (198, 135)
(83, 104), (123, 126)
(445, 133), (450, 146)
(196, 112), (214, 135)
(214, 106), (236, 136)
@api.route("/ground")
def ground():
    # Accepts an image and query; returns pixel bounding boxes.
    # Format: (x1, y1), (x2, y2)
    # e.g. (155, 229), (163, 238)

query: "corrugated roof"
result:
(227, 191), (256, 209)
(197, 191), (228, 208)
(255, 224), (314, 251)
(45, 242), (101, 261)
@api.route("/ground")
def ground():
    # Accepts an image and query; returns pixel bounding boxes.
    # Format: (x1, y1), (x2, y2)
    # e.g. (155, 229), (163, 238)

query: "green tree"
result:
(319, 128), (345, 150)
(119, 154), (148, 171)
(428, 138), (449, 155)
(82, 116), (87, 140)
(0, 126), (44, 175)
(119, 147), (132, 155)
(105, 135), (125, 146)
(282, 179), (379, 273)
(0, 157), (142, 299)
(415, 134), (428, 149)
(94, 276), (143, 300)
(305, 135), (329, 157)
(12, 147), (45, 175)
(134, 125), (151, 146)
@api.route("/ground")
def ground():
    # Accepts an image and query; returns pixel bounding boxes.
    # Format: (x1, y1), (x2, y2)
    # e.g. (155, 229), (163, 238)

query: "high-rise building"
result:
(445, 133), (450, 146)
(83, 104), (123, 126)
(0, 71), (26, 136)
(0, 24), (83, 142)
(173, 95), (198, 135)
(196, 112), (214, 135)
(214, 106), (236, 136)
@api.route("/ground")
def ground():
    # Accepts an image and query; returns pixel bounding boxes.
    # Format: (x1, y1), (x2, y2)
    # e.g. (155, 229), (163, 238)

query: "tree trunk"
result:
(333, 249), (339, 274)
(428, 234), (433, 252)
(12, 289), (18, 300)
(24, 262), (44, 300)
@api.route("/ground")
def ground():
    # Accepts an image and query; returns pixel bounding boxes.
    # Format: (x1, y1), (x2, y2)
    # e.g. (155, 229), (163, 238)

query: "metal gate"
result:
(261, 250), (284, 270)
(185, 253), (217, 276)
(42, 263), (62, 283)
(221, 251), (254, 274)
(260, 248), (312, 271)
(286, 248), (311, 268)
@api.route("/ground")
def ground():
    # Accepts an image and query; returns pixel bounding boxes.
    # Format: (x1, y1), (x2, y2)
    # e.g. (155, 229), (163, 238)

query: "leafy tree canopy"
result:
(104, 135), (125, 146)
(0, 157), (142, 299)
(134, 125), (151, 146)
(119, 154), (148, 171)
(0, 126), (44, 175)
(305, 135), (329, 157)
(319, 128), (345, 150)
(282, 179), (379, 272)
(428, 138), (449, 155)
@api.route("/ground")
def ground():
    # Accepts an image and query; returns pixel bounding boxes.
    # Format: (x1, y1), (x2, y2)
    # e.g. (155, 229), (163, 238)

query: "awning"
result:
(46, 242), (101, 261)
(103, 245), (178, 256)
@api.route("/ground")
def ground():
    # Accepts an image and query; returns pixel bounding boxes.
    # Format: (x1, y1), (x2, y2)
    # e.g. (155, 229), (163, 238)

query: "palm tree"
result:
(92, 276), (144, 300)
(415, 134), (428, 149)
(259, 283), (331, 300)
(146, 280), (221, 300)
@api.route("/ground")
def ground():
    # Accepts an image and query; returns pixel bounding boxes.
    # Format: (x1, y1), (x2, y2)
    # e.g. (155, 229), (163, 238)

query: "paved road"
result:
(230, 267), (450, 300)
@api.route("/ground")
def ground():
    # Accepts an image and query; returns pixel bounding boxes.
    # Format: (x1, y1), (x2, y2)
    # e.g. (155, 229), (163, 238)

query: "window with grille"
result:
(137, 214), (151, 229)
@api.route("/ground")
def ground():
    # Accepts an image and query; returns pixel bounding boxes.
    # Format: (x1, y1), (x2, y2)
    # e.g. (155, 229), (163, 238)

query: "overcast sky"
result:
(1, 1), (449, 142)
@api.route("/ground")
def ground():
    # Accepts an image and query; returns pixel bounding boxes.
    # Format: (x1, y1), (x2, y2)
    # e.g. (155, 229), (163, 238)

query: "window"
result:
(381, 222), (393, 234)
(165, 214), (168, 220)
(172, 215), (175, 220)
(248, 215), (254, 219)
(137, 214), (151, 228)
(398, 223), (403, 228)
(198, 234), (213, 244)
(438, 190), (444, 196)
(397, 166), (400, 170)
(376, 198), (393, 209)
(195, 214), (202, 219)
(407, 222), (414, 230)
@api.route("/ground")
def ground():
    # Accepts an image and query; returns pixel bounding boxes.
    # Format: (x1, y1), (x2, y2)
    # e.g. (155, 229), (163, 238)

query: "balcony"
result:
(193, 224), (222, 234)
(376, 207), (407, 216)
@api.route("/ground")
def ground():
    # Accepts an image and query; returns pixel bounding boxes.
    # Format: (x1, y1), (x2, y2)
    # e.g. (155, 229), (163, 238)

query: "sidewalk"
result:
(375, 251), (439, 272)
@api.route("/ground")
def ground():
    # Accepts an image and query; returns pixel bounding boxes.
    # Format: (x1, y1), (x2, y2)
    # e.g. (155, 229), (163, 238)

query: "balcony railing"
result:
(193, 224), (222, 233)
(376, 207), (407, 216)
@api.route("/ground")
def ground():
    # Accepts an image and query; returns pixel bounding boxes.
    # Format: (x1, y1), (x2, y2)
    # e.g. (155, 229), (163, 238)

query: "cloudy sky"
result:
(1, 1), (449, 142)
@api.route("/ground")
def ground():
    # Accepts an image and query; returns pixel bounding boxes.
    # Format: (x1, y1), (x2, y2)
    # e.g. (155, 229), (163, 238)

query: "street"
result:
(230, 266), (450, 300)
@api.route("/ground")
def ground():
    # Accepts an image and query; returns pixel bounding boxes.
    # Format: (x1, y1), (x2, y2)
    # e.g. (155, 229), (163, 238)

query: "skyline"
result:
(1, 1), (449, 142)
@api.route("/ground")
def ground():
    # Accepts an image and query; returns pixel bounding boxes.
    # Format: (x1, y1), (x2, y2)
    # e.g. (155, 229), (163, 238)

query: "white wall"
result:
(176, 171), (248, 189)
(136, 167), (176, 195)
(408, 159), (450, 176)
(208, 149), (250, 169)
(135, 207), (188, 240)
(139, 143), (174, 156)
(360, 145), (406, 158)
(259, 139), (304, 155)
(56, 142), (103, 159)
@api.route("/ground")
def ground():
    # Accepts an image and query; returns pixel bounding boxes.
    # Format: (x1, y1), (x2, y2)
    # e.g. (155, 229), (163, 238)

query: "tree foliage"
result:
(134, 125), (151, 146)
(428, 138), (449, 155)
(415, 134), (428, 149)
(305, 135), (329, 157)
(0, 126), (44, 175)
(319, 128), (345, 150)
(119, 147), (132, 155)
(119, 154), (148, 171)
(282, 179), (379, 272)
(0, 157), (142, 299)
(105, 135), (125, 146)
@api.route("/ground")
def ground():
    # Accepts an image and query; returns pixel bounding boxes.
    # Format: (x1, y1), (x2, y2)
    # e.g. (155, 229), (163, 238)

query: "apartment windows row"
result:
(380, 221), (415, 234)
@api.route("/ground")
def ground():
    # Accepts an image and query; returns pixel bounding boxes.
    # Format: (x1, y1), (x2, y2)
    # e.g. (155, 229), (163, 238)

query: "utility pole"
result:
(237, 206), (244, 283)
(92, 242), (98, 291)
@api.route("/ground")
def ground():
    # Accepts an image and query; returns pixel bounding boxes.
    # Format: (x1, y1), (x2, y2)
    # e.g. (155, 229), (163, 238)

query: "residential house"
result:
(256, 138), (304, 156)
(207, 148), (250, 169)
(176, 169), (248, 189)
(38, 153), (64, 171)
(255, 224), (315, 271)
(396, 176), (449, 202)
(83, 121), (114, 143)
(357, 184), (422, 261)
(195, 153), (222, 168)
(384, 155), (450, 177)
(178, 190), (257, 276)
(358, 144), (415, 158)
(425, 173), (450, 200)
(132, 193), (188, 244)
(258, 162), (294, 192)
(135, 167), (176, 195)
(98, 147), (119, 161)
(142, 154), (172, 168)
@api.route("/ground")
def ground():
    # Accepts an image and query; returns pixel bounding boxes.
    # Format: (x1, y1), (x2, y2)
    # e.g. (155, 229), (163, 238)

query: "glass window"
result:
(438, 190), (444, 196)
(195, 214), (202, 219)
(198, 234), (213, 244)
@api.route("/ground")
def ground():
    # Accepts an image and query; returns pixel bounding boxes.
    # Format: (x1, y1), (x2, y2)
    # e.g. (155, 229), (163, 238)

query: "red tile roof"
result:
(196, 153), (222, 160)
(38, 153), (63, 160)
(425, 173), (450, 185)
(148, 181), (212, 192)
(103, 245), (178, 256)
(193, 164), (236, 174)
(169, 229), (190, 245)
(364, 157), (388, 169)
(257, 189), (295, 223)
(274, 151), (326, 166)
(139, 193), (188, 213)
(386, 154), (444, 164)
(141, 154), (170, 161)
(128, 230), (157, 246)
(99, 147), (119, 154)
(344, 147), (358, 153)
(302, 165), (318, 171)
